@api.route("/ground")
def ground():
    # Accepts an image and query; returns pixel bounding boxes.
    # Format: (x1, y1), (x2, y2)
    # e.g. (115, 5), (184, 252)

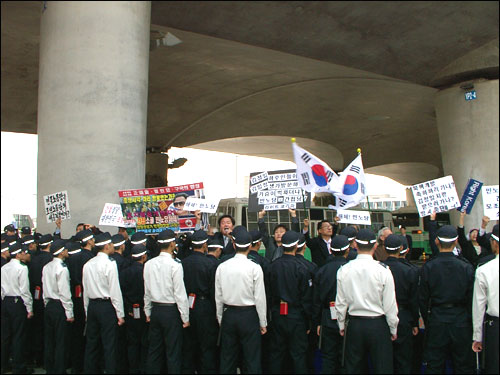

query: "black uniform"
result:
(419, 252), (475, 374)
(304, 223), (339, 267)
(181, 252), (219, 374)
(269, 253), (312, 373)
(313, 256), (346, 374)
(120, 260), (148, 374)
(382, 256), (419, 374)
(28, 250), (53, 366)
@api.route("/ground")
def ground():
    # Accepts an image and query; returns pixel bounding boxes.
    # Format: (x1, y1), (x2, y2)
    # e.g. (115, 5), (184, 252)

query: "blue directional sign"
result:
(465, 90), (477, 101)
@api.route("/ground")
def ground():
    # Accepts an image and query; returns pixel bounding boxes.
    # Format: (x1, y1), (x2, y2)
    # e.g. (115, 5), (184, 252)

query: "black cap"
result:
(9, 242), (23, 256)
(4, 224), (16, 232)
(111, 234), (126, 247)
(65, 241), (81, 252)
(21, 235), (35, 246)
(297, 233), (306, 248)
(355, 229), (377, 245)
(51, 239), (66, 255)
(340, 226), (357, 241)
(38, 234), (53, 247)
(191, 230), (208, 245)
(249, 230), (262, 244)
(281, 231), (300, 248)
(384, 234), (402, 252)
(230, 225), (247, 240)
(75, 229), (94, 243)
(6, 235), (18, 246)
(399, 235), (409, 254)
(21, 226), (31, 235)
(157, 229), (176, 244)
(207, 238), (224, 250)
(436, 225), (458, 242)
(490, 224), (499, 242)
(233, 227), (252, 248)
(94, 232), (112, 247)
(131, 244), (148, 258)
(1, 241), (9, 253)
(131, 231), (147, 245)
(331, 235), (350, 252)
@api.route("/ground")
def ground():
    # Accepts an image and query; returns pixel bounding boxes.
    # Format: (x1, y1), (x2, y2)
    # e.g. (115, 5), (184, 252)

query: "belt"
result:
(432, 303), (464, 308)
(349, 315), (385, 320)
(152, 302), (176, 307)
(90, 298), (110, 302)
(3, 296), (21, 300)
(224, 305), (256, 311)
(47, 298), (61, 302)
(485, 314), (499, 321)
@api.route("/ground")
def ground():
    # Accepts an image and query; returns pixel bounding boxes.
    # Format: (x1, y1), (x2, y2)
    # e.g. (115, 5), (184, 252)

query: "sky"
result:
(1, 131), (407, 228)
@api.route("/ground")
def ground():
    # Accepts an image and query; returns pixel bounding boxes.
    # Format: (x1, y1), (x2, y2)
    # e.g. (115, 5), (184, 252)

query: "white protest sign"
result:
(482, 185), (499, 220)
(99, 203), (127, 227)
(184, 197), (220, 213)
(44, 190), (71, 223)
(411, 176), (461, 217)
(337, 210), (372, 225)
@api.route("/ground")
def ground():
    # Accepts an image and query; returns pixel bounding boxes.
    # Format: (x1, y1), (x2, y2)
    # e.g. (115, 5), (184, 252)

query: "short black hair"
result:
(273, 224), (288, 234)
(218, 215), (235, 227)
(357, 242), (374, 251)
(174, 193), (189, 200)
(317, 220), (332, 231)
(76, 223), (85, 230)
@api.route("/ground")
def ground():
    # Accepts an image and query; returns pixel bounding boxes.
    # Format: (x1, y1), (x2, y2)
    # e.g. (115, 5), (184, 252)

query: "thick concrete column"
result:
(435, 79), (499, 230)
(37, 2), (151, 234)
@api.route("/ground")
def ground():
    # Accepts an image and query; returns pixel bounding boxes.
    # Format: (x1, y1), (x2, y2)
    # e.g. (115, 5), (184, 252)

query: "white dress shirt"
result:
(82, 252), (124, 319)
(1, 258), (33, 313)
(143, 252), (189, 323)
(472, 255), (499, 342)
(42, 257), (73, 319)
(335, 254), (399, 335)
(215, 253), (267, 327)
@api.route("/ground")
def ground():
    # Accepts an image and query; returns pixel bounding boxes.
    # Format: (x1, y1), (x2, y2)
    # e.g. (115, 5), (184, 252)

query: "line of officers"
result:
(1, 217), (499, 375)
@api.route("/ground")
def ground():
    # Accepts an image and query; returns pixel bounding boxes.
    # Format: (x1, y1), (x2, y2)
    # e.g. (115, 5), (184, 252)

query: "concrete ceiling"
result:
(1, 1), (499, 185)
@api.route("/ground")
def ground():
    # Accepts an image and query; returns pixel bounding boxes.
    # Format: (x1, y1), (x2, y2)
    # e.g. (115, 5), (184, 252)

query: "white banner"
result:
(337, 210), (371, 225)
(184, 197), (220, 213)
(482, 185), (499, 220)
(99, 203), (129, 227)
(44, 190), (70, 223)
(411, 176), (461, 217)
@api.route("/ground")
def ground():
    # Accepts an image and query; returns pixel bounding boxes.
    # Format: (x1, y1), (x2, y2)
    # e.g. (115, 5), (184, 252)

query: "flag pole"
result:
(292, 137), (310, 222)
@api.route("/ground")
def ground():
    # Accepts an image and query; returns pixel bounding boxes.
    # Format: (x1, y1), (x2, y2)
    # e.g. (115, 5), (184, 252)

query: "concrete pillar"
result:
(36, 1), (151, 234)
(434, 79), (499, 231)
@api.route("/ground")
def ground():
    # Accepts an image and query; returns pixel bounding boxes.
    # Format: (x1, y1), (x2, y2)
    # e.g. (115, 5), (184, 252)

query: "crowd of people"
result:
(1, 209), (498, 375)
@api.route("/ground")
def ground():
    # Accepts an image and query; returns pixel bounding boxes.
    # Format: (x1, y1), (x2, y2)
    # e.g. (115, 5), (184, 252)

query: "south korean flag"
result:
(331, 154), (367, 210)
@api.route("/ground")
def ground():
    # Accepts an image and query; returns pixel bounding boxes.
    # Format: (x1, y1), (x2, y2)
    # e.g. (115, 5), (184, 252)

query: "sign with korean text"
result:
(184, 197), (220, 214)
(457, 178), (483, 214)
(336, 210), (372, 225)
(482, 185), (499, 219)
(118, 183), (204, 234)
(44, 190), (70, 223)
(99, 203), (130, 227)
(411, 176), (461, 217)
(248, 169), (311, 212)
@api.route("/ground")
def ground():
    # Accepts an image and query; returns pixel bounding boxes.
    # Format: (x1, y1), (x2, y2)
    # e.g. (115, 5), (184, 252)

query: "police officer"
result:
(382, 235), (419, 374)
(419, 225), (475, 374)
(268, 230), (312, 374)
(111, 233), (130, 273)
(21, 235), (37, 257)
(144, 229), (189, 374)
(215, 227), (267, 374)
(1, 241), (10, 267)
(1, 242), (33, 374)
(182, 230), (219, 374)
(206, 238), (223, 264)
(42, 239), (74, 374)
(82, 232), (125, 374)
(313, 235), (350, 374)
(258, 209), (301, 262)
(472, 224), (499, 374)
(120, 244), (149, 374)
(340, 226), (358, 261)
(335, 228), (399, 374)
(29, 233), (54, 368)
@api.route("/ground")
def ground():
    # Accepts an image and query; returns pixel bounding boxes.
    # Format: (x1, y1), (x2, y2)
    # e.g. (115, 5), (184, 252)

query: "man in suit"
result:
(209, 215), (236, 257)
(303, 217), (340, 267)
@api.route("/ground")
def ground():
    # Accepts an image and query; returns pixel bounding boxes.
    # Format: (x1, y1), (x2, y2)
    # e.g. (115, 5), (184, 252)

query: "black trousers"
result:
(483, 317), (499, 375)
(220, 306), (262, 374)
(126, 313), (149, 374)
(182, 299), (218, 374)
(69, 297), (85, 374)
(32, 298), (45, 365)
(345, 316), (393, 374)
(147, 304), (183, 374)
(269, 311), (308, 374)
(393, 310), (414, 374)
(84, 299), (118, 374)
(44, 300), (70, 374)
(320, 319), (343, 374)
(116, 320), (129, 374)
(424, 320), (474, 374)
(1, 297), (28, 374)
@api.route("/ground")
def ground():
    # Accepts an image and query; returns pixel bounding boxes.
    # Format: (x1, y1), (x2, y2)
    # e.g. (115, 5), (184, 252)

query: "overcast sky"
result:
(1, 131), (406, 228)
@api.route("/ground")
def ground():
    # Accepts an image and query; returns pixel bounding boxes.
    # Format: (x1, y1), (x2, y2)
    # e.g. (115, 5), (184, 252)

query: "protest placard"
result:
(336, 210), (371, 225)
(411, 176), (461, 217)
(99, 203), (128, 227)
(457, 178), (483, 214)
(248, 169), (311, 212)
(482, 185), (499, 220)
(44, 190), (70, 223)
(118, 183), (205, 234)
(184, 197), (220, 213)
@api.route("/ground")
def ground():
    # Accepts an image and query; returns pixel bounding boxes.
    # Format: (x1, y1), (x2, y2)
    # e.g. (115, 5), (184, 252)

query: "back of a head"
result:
(281, 231), (300, 253)
(384, 234), (402, 255)
(233, 228), (252, 252)
(355, 229), (377, 251)
(436, 225), (458, 249)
